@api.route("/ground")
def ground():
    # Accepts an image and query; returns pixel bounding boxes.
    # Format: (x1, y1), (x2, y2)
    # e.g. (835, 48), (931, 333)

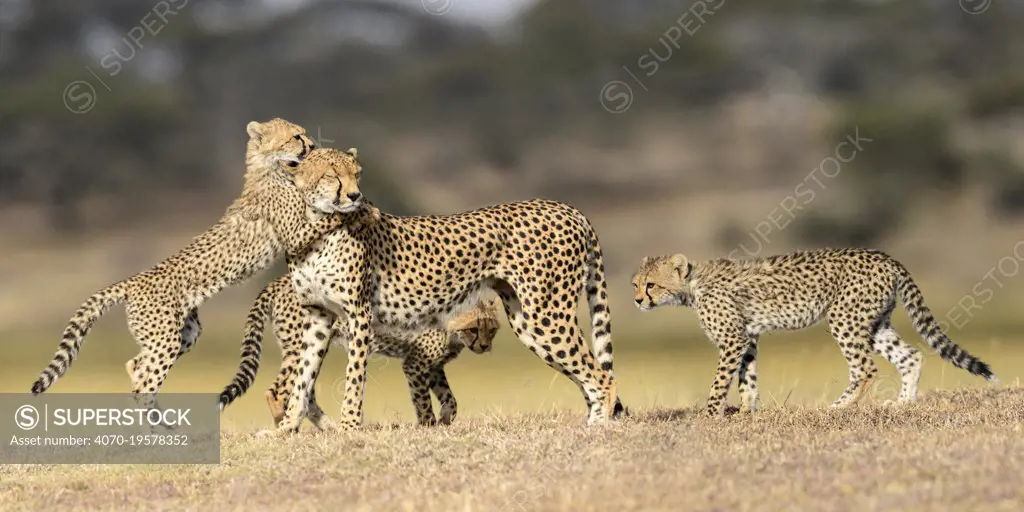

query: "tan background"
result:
(2, 0), (1023, 428)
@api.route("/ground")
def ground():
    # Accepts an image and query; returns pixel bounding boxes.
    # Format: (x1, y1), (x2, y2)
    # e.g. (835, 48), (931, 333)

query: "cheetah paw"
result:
(254, 428), (280, 439)
(326, 422), (358, 433)
(255, 426), (299, 438)
(310, 417), (338, 431)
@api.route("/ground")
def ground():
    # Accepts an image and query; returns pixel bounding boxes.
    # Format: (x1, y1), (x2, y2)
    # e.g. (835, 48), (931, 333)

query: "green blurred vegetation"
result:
(2, 0), (1019, 238)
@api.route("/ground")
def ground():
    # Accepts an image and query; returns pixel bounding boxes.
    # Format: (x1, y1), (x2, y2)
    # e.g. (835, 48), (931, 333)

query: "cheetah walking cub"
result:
(218, 275), (501, 429)
(631, 248), (997, 416)
(30, 120), (368, 417)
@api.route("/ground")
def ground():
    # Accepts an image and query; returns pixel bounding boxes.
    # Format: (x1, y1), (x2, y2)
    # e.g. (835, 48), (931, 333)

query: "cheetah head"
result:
(446, 297), (502, 354)
(245, 118), (317, 171)
(631, 254), (693, 311)
(293, 147), (365, 214)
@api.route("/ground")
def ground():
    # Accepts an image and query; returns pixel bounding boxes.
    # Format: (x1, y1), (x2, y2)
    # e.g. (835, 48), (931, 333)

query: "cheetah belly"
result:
(287, 229), (492, 336)
(370, 276), (489, 334)
(745, 300), (828, 335)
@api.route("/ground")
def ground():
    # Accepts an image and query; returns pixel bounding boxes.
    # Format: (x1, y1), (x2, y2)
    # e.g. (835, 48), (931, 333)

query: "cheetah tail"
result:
(31, 281), (129, 395)
(897, 265), (997, 382)
(582, 220), (625, 417)
(218, 278), (278, 412)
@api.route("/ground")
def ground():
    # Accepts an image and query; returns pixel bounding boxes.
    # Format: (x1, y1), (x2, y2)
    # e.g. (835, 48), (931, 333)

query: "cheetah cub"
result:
(631, 248), (996, 416)
(30, 119), (358, 412)
(218, 275), (501, 428)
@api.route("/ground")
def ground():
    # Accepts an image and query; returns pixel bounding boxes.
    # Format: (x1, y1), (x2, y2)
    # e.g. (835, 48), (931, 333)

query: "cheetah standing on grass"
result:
(267, 155), (624, 433)
(218, 274), (501, 429)
(29, 119), (372, 417)
(631, 248), (997, 416)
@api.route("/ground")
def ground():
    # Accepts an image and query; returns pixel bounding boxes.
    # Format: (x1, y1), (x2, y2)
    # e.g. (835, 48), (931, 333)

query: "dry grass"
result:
(1, 388), (1022, 511)
(2, 254), (1021, 511)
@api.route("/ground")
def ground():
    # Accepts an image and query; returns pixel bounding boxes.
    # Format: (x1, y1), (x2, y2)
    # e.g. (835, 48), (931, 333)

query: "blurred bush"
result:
(2, 0), (1024, 234)
(968, 73), (1024, 119)
(795, 99), (963, 247)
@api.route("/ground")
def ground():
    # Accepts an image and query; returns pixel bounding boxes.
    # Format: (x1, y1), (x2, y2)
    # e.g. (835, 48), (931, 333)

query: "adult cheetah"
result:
(218, 274), (501, 429)
(269, 156), (624, 433)
(29, 120), (368, 415)
(631, 248), (997, 416)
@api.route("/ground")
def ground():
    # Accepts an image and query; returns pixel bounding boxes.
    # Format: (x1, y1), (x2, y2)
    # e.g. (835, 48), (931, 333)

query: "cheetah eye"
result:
(646, 283), (654, 291)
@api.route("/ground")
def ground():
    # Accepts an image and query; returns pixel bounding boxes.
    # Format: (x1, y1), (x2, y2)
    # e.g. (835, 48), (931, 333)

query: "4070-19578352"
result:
(9, 434), (190, 447)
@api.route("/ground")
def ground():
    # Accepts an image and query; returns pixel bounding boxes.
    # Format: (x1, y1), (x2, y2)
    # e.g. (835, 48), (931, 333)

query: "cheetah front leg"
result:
(402, 355), (437, 426)
(706, 336), (751, 417)
(334, 304), (373, 430)
(303, 342), (336, 431)
(736, 336), (759, 413)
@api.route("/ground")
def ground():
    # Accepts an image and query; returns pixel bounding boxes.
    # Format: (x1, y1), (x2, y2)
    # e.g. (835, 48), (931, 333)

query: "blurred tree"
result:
(2, 0), (1024, 235)
(795, 99), (964, 246)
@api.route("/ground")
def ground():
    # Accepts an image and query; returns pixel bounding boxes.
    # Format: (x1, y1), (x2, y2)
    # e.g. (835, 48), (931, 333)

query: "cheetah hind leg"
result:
(123, 309), (199, 392)
(271, 375), (334, 433)
(124, 304), (188, 433)
(295, 316), (338, 431)
(871, 322), (923, 405)
(127, 349), (182, 433)
(736, 336), (759, 413)
(176, 308), (202, 358)
(827, 312), (879, 408)
(266, 387), (287, 427)
(402, 356), (437, 426)
(295, 332), (335, 431)
(501, 290), (615, 425)
(278, 307), (335, 434)
(125, 310), (202, 428)
(270, 386), (335, 432)
(267, 349), (335, 431)
(304, 383), (336, 431)
(124, 356), (139, 383)
(430, 368), (457, 425)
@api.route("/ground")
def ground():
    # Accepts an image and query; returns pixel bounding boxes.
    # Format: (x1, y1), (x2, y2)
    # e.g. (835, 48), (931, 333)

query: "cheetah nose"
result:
(634, 298), (642, 305)
(347, 192), (362, 201)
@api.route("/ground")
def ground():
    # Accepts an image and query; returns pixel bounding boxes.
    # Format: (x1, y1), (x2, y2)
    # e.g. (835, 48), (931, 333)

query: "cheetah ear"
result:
(490, 297), (502, 312)
(246, 121), (264, 141)
(345, 147), (358, 159)
(670, 253), (692, 280)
